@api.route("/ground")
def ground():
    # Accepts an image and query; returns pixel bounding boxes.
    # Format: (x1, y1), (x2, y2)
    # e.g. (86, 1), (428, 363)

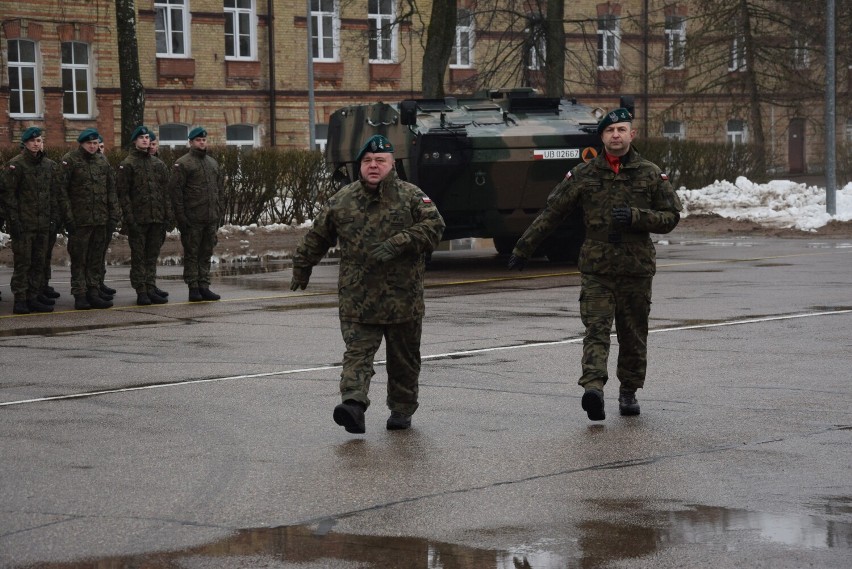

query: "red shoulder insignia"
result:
(422, 196), (432, 203)
(661, 173), (669, 180)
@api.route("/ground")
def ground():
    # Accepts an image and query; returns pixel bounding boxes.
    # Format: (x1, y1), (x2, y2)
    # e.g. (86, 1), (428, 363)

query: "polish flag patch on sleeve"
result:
(422, 196), (432, 203)
(565, 170), (573, 180)
(661, 173), (669, 180)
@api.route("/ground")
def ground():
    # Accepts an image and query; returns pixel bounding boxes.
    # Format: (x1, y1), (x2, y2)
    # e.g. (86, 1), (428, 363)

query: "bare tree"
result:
(115, 0), (145, 147)
(421, 0), (457, 98)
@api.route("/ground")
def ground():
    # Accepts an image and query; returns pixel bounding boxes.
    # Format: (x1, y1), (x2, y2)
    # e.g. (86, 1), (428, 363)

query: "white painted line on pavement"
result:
(1, 309), (849, 408)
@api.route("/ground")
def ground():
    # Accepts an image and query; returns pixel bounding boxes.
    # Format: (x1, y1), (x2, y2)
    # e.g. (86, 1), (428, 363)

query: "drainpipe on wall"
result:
(642, 0), (649, 135)
(268, 0), (277, 146)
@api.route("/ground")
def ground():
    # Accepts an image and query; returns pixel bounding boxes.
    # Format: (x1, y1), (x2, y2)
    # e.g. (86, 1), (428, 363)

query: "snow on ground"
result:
(677, 177), (852, 231)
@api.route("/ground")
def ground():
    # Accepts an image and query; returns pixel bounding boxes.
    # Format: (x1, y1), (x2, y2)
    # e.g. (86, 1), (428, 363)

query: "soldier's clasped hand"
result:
(369, 240), (399, 263)
(612, 207), (632, 226)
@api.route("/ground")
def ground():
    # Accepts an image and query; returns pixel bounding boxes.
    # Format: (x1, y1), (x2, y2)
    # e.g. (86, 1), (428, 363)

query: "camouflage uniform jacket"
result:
(59, 147), (120, 227)
(513, 148), (682, 277)
(168, 148), (224, 226)
(294, 171), (446, 324)
(0, 150), (61, 233)
(117, 148), (172, 225)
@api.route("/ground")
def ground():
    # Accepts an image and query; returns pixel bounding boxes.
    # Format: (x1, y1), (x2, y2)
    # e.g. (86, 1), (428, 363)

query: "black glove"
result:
(507, 254), (527, 271)
(290, 266), (312, 291)
(612, 207), (632, 226)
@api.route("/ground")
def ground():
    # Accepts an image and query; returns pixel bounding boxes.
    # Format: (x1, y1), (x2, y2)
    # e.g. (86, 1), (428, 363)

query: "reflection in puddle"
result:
(18, 499), (851, 568)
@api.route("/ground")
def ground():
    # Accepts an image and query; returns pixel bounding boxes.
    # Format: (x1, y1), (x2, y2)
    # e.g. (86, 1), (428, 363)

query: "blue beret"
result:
(130, 125), (150, 142)
(188, 127), (207, 140)
(355, 134), (394, 162)
(21, 126), (43, 143)
(77, 128), (100, 143)
(597, 108), (633, 134)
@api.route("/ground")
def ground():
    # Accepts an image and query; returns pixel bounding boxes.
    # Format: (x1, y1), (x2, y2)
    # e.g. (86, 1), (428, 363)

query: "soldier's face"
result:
(601, 122), (635, 157)
(24, 137), (42, 153)
(360, 152), (393, 188)
(190, 137), (207, 150)
(82, 140), (100, 154)
(134, 134), (151, 151)
(149, 140), (159, 155)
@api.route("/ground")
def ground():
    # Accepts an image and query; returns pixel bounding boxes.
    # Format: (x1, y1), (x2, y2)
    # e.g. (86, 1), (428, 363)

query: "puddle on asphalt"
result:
(18, 499), (851, 568)
(0, 320), (163, 338)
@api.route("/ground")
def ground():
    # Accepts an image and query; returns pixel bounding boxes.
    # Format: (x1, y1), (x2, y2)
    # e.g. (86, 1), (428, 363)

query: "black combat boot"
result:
(152, 286), (169, 298)
(199, 287), (221, 301)
(13, 300), (31, 314)
(136, 291), (152, 306)
(188, 287), (203, 302)
(386, 411), (412, 430)
(27, 297), (54, 313)
(74, 294), (92, 310)
(36, 294), (55, 306)
(333, 400), (367, 434)
(99, 283), (117, 296)
(618, 389), (641, 416)
(581, 388), (606, 421)
(42, 285), (61, 299)
(148, 289), (168, 304)
(87, 289), (113, 309)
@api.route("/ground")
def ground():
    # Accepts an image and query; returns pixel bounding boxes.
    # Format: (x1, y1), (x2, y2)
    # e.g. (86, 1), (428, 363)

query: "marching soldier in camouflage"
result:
(291, 134), (445, 434)
(169, 127), (224, 302)
(60, 128), (121, 310)
(509, 108), (682, 421)
(0, 127), (61, 314)
(117, 126), (173, 306)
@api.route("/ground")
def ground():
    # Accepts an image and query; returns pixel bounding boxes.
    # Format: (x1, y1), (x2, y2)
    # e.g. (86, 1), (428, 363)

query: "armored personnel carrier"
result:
(325, 88), (614, 262)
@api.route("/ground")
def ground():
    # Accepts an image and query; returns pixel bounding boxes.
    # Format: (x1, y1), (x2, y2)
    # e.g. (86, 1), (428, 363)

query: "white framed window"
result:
(158, 123), (190, 148)
(226, 124), (257, 150)
(663, 120), (685, 140)
(311, 0), (339, 61)
(155, 0), (189, 57)
(597, 15), (619, 70)
(729, 33), (746, 71)
(727, 119), (747, 145)
(664, 15), (686, 69)
(792, 38), (809, 70)
(225, 0), (256, 59)
(450, 8), (474, 68)
(8, 39), (40, 118)
(61, 42), (92, 118)
(368, 0), (397, 63)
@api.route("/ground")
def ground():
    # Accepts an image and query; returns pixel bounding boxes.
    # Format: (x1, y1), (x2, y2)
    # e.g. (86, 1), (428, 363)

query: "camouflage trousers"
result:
(10, 230), (49, 301)
(68, 225), (108, 296)
(179, 222), (218, 288)
(43, 230), (57, 287)
(98, 225), (113, 287)
(578, 273), (652, 391)
(128, 223), (165, 292)
(339, 318), (423, 416)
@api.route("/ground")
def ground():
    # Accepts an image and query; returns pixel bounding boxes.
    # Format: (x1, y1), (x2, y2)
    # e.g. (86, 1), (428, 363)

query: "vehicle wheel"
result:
(492, 235), (519, 256)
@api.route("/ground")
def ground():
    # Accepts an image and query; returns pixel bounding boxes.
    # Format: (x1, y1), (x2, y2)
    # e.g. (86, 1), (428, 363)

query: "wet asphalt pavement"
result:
(1, 233), (851, 568)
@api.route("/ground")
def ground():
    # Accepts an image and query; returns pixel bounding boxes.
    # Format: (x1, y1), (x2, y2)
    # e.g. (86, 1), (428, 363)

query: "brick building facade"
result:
(1, 1), (849, 174)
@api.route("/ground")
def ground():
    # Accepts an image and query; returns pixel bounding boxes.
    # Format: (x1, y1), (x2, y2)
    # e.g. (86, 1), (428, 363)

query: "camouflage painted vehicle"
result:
(325, 88), (614, 262)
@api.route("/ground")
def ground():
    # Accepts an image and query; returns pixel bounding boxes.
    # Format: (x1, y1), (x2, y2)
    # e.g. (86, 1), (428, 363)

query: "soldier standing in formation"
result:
(0, 127), (61, 314)
(146, 130), (171, 300)
(95, 135), (117, 300)
(60, 128), (121, 310)
(168, 127), (224, 302)
(291, 134), (445, 434)
(509, 108), (682, 421)
(116, 126), (172, 306)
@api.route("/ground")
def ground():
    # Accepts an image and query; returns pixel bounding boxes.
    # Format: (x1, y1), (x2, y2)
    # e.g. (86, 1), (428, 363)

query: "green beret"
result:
(188, 127), (207, 140)
(21, 126), (43, 143)
(597, 107), (633, 134)
(149, 131), (157, 141)
(77, 128), (100, 143)
(130, 125), (150, 142)
(355, 134), (394, 161)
